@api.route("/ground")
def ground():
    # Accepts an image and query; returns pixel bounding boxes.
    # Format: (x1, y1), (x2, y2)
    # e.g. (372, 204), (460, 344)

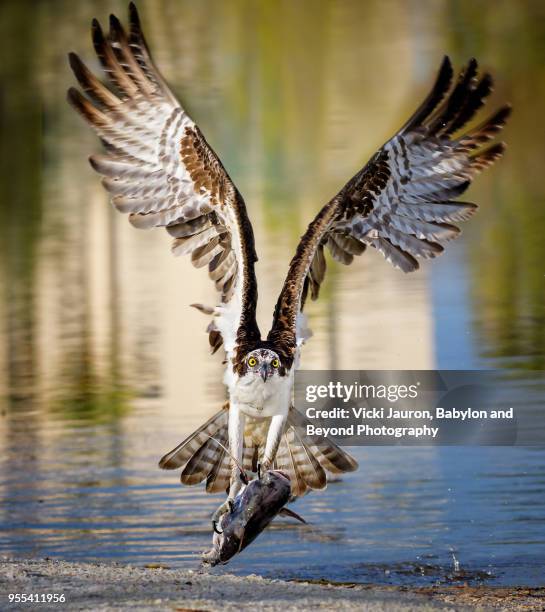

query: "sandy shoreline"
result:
(1, 558), (544, 611)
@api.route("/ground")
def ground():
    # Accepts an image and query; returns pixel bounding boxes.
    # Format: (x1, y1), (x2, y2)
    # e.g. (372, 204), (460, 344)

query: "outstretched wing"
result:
(68, 3), (260, 356)
(268, 57), (511, 364)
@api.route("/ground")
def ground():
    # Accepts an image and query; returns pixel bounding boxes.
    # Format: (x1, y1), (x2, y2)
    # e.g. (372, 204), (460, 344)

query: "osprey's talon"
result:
(239, 470), (249, 485)
(211, 498), (234, 534)
(257, 459), (270, 480)
(212, 520), (222, 535)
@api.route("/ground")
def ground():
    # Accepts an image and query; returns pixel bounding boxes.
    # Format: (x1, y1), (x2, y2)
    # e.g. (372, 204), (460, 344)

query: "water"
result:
(1, 0), (545, 588)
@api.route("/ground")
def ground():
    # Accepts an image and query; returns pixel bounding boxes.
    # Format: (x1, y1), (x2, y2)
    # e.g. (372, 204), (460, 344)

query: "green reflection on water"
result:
(460, 3), (545, 372)
(0, 0), (43, 404)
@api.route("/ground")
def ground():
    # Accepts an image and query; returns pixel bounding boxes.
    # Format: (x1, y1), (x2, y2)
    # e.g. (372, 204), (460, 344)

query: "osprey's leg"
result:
(258, 414), (286, 477)
(211, 404), (245, 533)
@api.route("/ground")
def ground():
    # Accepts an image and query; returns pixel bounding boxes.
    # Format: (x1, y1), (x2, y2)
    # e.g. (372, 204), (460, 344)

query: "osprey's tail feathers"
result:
(158, 405), (256, 494)
(273, 426), (327, 497)
(159, 406), (230, 492)
(158, 405), (359, 497)
(284, 406), (359, 480)
(273, 408), (359, 497)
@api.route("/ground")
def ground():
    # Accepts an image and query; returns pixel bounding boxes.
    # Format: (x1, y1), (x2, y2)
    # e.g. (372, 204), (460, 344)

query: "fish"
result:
(202, 469), (306, 566)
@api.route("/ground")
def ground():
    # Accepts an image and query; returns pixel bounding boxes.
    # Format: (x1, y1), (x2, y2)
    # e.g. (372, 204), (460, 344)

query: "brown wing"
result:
(268, 57), (511, 364)
(68, 3), (260, 356)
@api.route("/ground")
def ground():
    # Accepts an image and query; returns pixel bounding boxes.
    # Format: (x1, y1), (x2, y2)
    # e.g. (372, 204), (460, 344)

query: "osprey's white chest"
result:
(228, 372), (292, 419)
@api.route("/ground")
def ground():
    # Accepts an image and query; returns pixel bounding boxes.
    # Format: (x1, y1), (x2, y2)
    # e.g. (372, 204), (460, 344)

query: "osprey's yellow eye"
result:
(248, 356), (257, 367)
(271, 358), (280, 368)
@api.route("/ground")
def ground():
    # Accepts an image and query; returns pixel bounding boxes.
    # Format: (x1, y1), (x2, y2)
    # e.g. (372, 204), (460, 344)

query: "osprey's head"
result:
(242, 348), (281, 382)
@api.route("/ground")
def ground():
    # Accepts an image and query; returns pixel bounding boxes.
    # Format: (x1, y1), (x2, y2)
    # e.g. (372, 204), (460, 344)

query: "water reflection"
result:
(0, 0), (544, 586)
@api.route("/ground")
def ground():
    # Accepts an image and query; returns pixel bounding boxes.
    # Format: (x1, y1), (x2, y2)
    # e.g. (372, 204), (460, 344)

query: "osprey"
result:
(68, 3), (510, 528)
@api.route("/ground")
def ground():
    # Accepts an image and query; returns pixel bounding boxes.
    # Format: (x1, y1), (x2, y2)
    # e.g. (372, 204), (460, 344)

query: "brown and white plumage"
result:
(68, 3), (260, 360)
(69, 5), (510, 508)
(268, 56), (511, 362)
(68, 3), (354, 500)
(159, 404), (355, 497)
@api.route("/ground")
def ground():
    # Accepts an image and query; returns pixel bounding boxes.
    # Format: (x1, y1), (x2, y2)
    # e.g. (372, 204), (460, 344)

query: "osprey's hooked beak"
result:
(259, 363), (270, 382)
